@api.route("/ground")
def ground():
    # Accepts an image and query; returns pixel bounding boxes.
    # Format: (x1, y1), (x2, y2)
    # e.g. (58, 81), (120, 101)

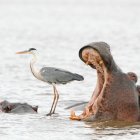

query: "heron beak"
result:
(16, 50), (30, 54)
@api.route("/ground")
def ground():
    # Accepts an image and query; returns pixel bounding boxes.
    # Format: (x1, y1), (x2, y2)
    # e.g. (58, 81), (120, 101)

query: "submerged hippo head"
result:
(0, 100), (38, 114)
(0, 100), (11, 112)
(70, 42), (139, 122)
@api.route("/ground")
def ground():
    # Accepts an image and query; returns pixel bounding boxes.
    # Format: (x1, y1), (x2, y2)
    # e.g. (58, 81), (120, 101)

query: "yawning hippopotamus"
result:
(70, 42), (140, 122)
(0, 100), (38, 114)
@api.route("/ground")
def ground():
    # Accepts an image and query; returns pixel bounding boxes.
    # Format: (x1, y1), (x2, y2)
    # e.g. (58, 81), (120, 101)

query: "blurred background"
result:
(0, 0), (140, 139)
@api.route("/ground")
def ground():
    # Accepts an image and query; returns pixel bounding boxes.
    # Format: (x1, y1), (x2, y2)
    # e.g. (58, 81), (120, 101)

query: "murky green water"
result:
(0, 0), (140, 139)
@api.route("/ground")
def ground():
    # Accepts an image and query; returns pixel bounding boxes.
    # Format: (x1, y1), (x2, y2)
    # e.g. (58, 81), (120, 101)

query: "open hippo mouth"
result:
(70, 42), (119, 120)
(79, 42), (116, 113)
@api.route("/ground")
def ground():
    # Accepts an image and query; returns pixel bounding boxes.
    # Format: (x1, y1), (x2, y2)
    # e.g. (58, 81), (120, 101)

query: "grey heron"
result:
(16, 48), (84, 116)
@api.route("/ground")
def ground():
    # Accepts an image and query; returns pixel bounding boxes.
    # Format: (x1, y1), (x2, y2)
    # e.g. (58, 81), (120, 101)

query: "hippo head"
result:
(79, 42), (118, 72)
(70, 42), (140, 122)
(0, 100), (12, 113)
(0, 100), (38, 113)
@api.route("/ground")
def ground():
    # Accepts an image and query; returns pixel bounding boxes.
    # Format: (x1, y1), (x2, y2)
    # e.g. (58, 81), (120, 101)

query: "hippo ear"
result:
(127, 72), (138, 83)
(32, 106), (38, 112)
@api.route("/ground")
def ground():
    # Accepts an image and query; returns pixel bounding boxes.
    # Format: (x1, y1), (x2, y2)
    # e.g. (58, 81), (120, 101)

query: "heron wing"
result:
(40, 67), (76, 84)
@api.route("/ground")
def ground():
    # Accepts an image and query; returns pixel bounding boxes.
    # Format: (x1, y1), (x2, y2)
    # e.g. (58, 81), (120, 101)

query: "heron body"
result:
(17, 48), (84, 115)
(40, 67), (84, 84)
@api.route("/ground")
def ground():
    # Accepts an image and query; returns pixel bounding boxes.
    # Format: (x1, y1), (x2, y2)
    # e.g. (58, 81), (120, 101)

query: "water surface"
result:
(0, 0), (140, 139)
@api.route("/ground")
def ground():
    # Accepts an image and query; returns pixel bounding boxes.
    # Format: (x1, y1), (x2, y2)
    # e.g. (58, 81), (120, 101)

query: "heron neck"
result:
(30, 53), (42, 80)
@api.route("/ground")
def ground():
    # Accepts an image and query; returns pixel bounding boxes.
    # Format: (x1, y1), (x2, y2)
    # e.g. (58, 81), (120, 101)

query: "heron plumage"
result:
(40, 67), (84, 84)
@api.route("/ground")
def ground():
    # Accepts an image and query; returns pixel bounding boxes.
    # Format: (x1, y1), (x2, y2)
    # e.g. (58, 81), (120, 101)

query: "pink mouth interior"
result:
(82, 49), (105, 114)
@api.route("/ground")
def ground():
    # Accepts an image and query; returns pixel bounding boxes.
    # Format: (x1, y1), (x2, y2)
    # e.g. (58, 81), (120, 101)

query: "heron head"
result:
(16, 48), (37, 54)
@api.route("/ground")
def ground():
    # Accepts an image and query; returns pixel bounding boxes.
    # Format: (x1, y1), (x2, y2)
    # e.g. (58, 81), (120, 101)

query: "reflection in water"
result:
(0, 0), (140, 139)
(85, 120), (140, 128)
(84, 121), (140, 140)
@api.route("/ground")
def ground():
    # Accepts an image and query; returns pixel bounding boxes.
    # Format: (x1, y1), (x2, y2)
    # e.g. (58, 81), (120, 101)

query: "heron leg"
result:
(52, 86), (59, 114)
(46, 84), (57, 116)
